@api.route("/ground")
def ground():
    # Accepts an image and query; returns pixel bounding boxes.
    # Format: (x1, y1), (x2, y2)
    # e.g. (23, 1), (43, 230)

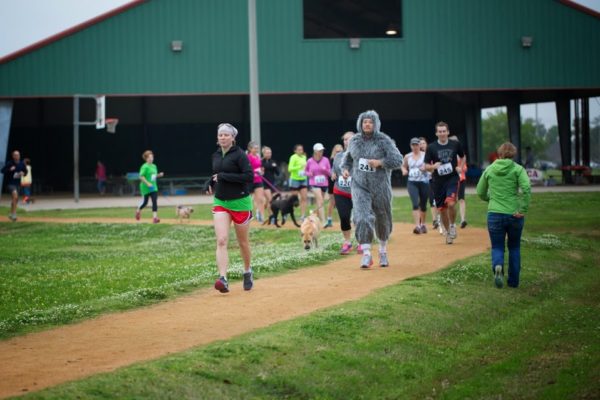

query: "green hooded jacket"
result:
(476, 159), (531, 215)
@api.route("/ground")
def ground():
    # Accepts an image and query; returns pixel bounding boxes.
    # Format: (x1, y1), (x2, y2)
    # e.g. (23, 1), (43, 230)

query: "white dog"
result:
(300, 211), (321, 250)
(176, 205), (194, 222)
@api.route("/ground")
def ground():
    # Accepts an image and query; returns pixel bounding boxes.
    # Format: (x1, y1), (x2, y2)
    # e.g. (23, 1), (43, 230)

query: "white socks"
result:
(361, 243), (371, 256)
(379, 240), (387, 254)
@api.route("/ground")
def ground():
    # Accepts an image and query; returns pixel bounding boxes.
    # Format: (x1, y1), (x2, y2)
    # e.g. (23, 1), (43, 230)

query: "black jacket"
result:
(209, 145), (253, 200)
(261, 158), (280, 185)
(1, 160), (27, 186)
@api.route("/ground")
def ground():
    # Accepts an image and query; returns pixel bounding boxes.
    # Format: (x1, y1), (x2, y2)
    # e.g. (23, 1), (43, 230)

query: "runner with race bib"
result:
(401, 137), (430, 235)
(424, 122), (465, 244)
(331, 131), (361, 255)
(305, 143), (331, 223)
(342, 110), (403, 268)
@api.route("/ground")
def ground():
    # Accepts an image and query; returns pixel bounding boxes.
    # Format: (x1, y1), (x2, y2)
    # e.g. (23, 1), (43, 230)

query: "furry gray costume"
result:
(342, 110), (403, 246)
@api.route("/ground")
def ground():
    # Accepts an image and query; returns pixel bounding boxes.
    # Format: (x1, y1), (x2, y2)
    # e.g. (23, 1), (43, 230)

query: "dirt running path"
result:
(0, 219), (489, 398)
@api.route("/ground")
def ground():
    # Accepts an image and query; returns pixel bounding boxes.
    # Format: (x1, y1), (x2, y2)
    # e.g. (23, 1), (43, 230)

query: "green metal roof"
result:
(0, 0), (598, 97)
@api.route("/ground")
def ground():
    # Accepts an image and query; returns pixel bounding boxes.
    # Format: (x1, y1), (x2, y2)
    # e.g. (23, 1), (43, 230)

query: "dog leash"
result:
(261, 176), (284, 195)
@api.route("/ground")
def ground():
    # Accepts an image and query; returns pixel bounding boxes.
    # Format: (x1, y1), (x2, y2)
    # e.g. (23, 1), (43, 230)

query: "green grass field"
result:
(2, 192), (600, 399)
(0, 223), (341, 339)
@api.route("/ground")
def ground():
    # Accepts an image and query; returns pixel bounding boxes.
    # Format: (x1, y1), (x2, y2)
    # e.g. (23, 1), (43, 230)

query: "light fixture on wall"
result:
(521, 36), (533, 48)
(385, 23), (398, 36)
(171, 40), (183, 52)
(349, 38), (360, 49)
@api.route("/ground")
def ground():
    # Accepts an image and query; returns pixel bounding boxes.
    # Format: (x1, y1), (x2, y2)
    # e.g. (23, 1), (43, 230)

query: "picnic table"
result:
(560, 165), (593, 184)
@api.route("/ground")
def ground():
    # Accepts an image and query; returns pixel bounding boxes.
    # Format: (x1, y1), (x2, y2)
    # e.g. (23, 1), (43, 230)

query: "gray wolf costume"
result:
(342, 110), (403, 245)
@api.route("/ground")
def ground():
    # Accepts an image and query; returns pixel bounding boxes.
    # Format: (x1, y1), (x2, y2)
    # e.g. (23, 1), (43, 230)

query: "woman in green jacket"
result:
(288, 144), (308, 220)
(476, 142), (531, 289)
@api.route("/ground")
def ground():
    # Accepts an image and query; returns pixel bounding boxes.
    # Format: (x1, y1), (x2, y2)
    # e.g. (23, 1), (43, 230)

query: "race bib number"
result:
(338, 176), (352, 188)
(358, 158), (375, 173)
(13, 172), (20, 179)
(298, 170), (306, 177)
(314, 175), (327, 185)
(409, 167), (422, 179)
(150, 174), (157, 182)
(437, 162), (453, 176)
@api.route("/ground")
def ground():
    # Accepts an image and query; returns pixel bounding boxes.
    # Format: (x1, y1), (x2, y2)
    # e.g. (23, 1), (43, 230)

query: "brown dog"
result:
(176, 205), (194, 222)
(300, 212), (321, 250)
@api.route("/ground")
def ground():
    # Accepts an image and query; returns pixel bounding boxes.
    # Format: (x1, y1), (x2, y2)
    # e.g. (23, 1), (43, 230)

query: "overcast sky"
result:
(0, 0), (598, 126)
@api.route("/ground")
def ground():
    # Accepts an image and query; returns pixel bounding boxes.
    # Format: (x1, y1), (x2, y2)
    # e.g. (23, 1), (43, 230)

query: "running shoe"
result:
(445, 234), (453, 245)
(379, 252), (389, 267)
(360, 253), (373, 269)
(324, 219), (333, 228)
(340, 242), (353, 255)
(214, 276), (230, 293)
(448, 225), (457, 239)
(243, 270), (254, 291)
(432, 220), (439, 229)
(153, 217), (160, 224)
(356, 244), (364, 254)
(135, 210), (141, 221)
(256, 212), (263, 224)
(413, 226), (421, 235)
(420, 225), (428, 234)
(461, 220), (468, 229)
(8, 214), (17, 222)
(494, 265), (504, 288)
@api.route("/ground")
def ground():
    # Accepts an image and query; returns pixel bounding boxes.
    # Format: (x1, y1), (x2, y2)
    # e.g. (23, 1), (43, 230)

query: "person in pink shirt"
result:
(247, 141), (266, 223)
(95, 160), (107, 195)
(305, 143), (331, 222)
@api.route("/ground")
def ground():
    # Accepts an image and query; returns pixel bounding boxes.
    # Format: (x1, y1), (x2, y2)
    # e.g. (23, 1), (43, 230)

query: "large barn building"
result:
(0, 0), (599, 192)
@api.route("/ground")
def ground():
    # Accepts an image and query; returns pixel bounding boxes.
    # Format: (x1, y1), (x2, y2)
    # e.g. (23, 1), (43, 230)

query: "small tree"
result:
(482, 109), (550, 163)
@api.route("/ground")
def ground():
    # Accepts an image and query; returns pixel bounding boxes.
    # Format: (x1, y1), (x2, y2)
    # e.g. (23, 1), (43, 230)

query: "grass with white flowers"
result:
(0, 222), (340, 339)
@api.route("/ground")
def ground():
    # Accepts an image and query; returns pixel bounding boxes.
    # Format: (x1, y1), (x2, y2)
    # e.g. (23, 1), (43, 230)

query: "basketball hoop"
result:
(106, 118), (119, 134)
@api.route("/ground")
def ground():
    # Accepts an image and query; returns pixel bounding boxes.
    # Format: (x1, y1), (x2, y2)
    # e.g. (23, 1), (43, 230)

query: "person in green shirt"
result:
(287, 144), (308, 220)
(476, 142), (531, 289)
(135, 150), (164, 224)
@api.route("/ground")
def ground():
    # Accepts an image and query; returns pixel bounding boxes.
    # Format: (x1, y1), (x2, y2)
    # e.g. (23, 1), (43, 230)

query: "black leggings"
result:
(334, 194), (353, 232)
(139, 191), (158, 212)
(407, 181), (429, 212)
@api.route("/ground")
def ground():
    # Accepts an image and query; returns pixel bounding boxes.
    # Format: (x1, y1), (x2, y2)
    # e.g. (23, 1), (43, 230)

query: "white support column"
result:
(248, 0), (261, 147)
(0, 100), (14, 203)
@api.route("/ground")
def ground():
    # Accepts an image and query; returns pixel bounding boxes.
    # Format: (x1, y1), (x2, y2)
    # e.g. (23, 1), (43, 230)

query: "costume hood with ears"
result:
(356, 110), (382, 135)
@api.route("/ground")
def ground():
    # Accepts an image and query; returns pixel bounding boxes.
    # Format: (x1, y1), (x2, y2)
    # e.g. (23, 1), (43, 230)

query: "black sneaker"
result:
(243, 270), (254, 291)
(420, 225), (428, 234)
(214, 276), (229, 293)
(413, 227), (421, 234)
(461, 220), (468, 229)
(432, 220), (439, 229)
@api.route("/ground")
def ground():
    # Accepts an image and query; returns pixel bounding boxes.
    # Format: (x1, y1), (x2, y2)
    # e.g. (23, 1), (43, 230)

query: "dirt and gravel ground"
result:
(0, 217), (489, 398)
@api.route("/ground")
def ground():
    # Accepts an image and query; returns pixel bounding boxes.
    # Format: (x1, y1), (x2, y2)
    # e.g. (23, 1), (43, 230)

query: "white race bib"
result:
(298, 170), (306, 177)
(338, 176), (352, 188)
(13, 172), (20, 179)
(437, 162), (453, 176)
(314, 175), (327, 185)
(151, 173), (157, 182)
(358, 158), (375, 173)
(409, 167), (422, 179)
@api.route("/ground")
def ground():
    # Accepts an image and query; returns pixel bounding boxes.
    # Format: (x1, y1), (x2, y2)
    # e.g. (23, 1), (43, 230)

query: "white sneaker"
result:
(449, 225), (457, 239)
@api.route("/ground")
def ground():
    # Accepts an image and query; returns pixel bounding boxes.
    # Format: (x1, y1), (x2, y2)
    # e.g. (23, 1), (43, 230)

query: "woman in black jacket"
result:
(207, 123), (255, 293)
(261, 146), (280, 211)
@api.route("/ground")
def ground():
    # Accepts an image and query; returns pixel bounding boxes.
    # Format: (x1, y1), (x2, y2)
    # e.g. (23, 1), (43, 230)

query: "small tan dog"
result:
(176, 205), (194, 222)
(300, 211), (321, 250)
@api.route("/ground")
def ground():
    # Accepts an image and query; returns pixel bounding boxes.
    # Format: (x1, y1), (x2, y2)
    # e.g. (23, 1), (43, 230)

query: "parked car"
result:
(536, 160), (558, 170)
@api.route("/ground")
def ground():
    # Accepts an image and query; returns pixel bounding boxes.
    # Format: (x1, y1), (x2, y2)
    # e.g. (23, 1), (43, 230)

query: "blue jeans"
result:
(487, 212), (525, 288)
